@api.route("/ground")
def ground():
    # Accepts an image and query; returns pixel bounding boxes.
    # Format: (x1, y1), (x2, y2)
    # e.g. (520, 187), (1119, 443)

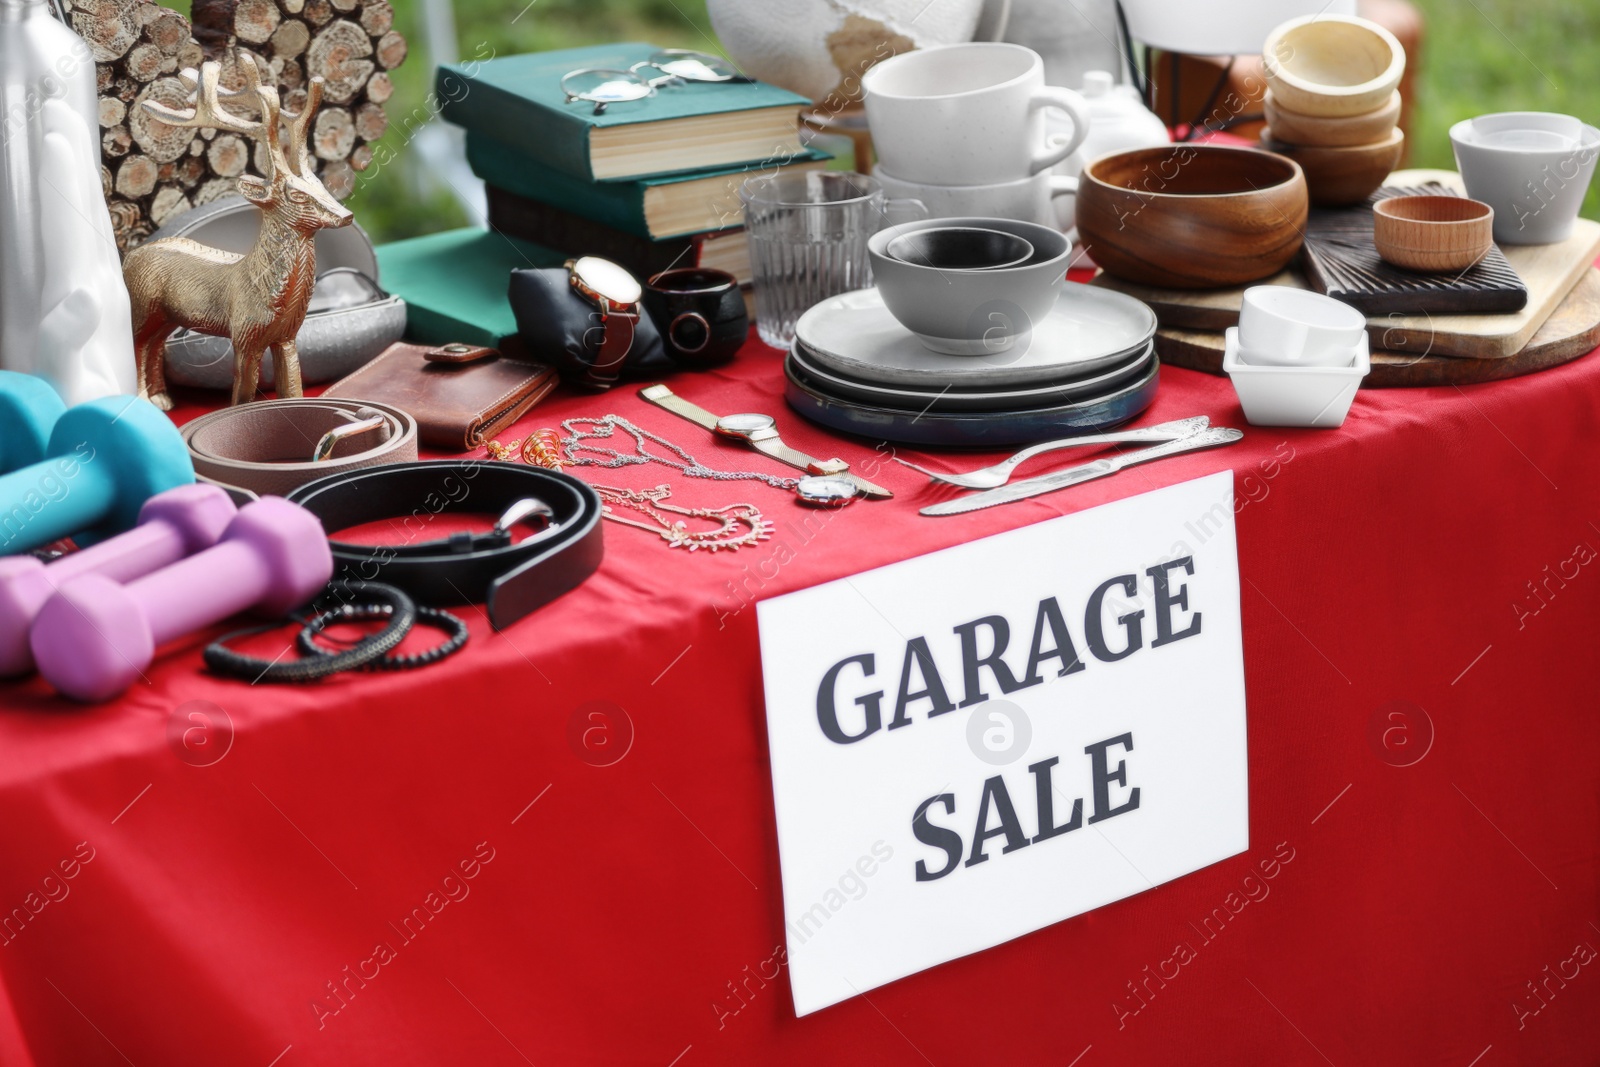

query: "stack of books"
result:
(436, 43), (829, 295)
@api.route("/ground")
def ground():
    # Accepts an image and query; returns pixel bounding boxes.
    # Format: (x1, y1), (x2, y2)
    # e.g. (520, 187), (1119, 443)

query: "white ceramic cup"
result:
(1450, 112), (1600, 245)
(1237, 287), (1367, 367)
(874, 167), (1077, 227)
(863, 42), (1090, 186)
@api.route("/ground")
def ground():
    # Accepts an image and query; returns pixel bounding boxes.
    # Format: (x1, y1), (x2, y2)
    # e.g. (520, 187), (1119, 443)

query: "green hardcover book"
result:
(465, 130), (831, 240)
(376, 228), (564, 347)
(438, 42), (812, 183)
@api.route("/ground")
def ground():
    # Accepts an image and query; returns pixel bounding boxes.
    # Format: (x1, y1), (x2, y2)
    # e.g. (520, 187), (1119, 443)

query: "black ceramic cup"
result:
(643, 268), (749, 366)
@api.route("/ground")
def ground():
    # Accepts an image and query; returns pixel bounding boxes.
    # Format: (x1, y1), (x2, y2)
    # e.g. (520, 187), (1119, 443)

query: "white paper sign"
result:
(757, 472), (1249, 1016)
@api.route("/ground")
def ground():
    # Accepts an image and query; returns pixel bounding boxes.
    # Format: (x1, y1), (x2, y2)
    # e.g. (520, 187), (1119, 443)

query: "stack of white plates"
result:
(786, 284), (1161, 447)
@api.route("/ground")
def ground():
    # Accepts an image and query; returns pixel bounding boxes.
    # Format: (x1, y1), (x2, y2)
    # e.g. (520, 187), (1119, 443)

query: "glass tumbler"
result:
(740, 171), (925, 348)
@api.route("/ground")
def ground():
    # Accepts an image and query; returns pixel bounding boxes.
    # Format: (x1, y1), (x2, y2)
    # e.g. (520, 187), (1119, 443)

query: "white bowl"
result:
(1238, 286), (1368, 367)
(1223, 327), (1369, 428)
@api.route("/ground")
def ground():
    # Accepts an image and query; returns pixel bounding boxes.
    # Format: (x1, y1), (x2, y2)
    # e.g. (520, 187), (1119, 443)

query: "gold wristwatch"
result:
(566, 257), (642, 386)
(638, 384), (892, 500)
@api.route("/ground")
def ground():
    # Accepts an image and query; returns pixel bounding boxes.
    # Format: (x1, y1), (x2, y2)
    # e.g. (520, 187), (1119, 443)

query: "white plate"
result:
(794, 282), (1158, 388)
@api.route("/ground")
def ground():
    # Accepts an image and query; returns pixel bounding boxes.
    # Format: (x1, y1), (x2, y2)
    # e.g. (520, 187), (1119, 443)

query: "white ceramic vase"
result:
(1119, 0), (1357, 55)
(0, 0), (136, 405)
(707, 0), (998, 103)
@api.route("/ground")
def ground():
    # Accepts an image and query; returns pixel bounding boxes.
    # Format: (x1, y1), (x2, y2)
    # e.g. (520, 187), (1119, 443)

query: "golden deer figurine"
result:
(123, 56), (353, 410)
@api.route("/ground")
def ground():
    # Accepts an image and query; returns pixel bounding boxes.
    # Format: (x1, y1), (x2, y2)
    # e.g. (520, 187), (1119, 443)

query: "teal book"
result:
(465, 130), (831, 240)
(437, 42), (812, 182)
(376, 228), (564, 347)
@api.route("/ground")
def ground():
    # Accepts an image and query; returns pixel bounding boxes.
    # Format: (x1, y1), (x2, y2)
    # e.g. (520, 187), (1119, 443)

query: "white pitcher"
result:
(0, 0), (136, 404)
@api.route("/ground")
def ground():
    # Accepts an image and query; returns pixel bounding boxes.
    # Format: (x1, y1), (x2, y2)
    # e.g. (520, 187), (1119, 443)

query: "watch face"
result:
(714, 413), (777, 438)
(795, 475), (860, 507)
(573, 256), (642, 304)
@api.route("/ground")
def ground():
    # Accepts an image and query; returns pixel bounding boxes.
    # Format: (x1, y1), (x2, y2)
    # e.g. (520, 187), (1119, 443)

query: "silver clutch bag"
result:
(144, 196), (408, 390)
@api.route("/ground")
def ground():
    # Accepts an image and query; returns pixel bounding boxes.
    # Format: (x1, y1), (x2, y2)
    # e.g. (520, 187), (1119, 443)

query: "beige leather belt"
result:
(182, 398), (419, 499)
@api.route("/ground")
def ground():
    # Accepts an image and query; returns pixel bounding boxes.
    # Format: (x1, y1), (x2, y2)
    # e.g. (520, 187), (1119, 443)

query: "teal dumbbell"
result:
(0, 371), (68, 474)
(0, 396), (193, 554)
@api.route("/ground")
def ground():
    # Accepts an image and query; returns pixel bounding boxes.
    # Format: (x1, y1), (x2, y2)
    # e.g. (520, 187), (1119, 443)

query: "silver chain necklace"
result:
(558, 415), (799, 491)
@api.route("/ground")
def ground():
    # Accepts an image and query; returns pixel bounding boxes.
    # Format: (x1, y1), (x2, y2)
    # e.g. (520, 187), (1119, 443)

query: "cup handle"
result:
(883, 196), (928, 226)
(1029, 86), (1090, 174)
(1047, 174), (1078, 199)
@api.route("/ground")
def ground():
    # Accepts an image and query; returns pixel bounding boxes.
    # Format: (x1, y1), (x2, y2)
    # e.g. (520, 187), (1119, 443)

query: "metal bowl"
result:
(162, 269), (407, 389)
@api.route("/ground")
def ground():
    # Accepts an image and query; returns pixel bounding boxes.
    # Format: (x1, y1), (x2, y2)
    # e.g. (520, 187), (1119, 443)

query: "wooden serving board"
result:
(1303, 184), (1528, 316)
(1092, 169), (1600, 360)
(1156, 268), (1600, 387)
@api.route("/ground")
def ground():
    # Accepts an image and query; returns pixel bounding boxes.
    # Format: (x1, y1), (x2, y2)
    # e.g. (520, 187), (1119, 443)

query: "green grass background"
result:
(171, 0), (1600, 243)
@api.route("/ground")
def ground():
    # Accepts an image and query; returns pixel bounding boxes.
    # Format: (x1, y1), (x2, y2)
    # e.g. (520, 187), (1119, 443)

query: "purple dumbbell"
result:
(0, 484), (237, 677)
(30, 497), (333, 702)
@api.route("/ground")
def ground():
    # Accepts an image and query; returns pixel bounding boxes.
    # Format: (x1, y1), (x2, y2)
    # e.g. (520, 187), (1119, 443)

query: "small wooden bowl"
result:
(1373, 196), (1495, 273)
(1263, 15), (1406, 118)
(1075, 146), (1307, 290)
(1263, 90), (1401, 147)
(1260, 127), (1405, 207)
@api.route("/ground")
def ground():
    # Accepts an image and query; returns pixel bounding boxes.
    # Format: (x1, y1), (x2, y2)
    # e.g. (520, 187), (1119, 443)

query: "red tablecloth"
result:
(2, 328), (1600, 1066)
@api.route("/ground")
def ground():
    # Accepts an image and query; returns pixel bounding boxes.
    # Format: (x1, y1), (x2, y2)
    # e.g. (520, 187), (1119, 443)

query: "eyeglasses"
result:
(560, 50), (748, 115)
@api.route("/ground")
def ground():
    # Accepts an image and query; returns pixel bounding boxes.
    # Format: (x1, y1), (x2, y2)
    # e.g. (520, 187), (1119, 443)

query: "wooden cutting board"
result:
(1156, 268), (1600, 387)
(1091, 169), (1600, 360)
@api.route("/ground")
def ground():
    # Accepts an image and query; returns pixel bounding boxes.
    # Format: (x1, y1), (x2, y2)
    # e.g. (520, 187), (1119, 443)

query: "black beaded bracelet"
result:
(203, 581), (417, 684)
(297, 603), (469, 671)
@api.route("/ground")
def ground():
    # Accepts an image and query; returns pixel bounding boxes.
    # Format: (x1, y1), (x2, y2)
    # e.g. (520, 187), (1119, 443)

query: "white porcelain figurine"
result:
(0, 0), (137, 404)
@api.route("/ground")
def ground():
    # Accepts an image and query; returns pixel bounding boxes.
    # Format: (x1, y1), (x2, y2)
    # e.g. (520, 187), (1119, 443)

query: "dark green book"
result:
(438, 42), (812, 182)
(375, 228), (563, 347)
(465, 130), (831, 239)
(484, 186), (753, 285)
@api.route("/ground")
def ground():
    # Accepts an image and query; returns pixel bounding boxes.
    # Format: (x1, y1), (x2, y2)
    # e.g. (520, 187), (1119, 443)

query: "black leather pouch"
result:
(508, 268), (670, 389)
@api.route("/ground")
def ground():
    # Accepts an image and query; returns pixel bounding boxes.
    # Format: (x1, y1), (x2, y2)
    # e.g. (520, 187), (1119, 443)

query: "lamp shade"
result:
(1119, 0), (1357, 55)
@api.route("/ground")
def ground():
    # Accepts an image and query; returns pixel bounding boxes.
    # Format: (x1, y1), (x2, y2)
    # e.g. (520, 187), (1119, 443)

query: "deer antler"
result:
(280, 77), (325, 179)
(143, 56), (286, 183)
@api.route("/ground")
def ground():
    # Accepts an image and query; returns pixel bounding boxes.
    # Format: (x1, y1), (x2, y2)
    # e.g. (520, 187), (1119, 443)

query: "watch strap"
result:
(638, 384), (721, 431)
(637, 384), (894, 499)
(749, 437), (846, 477)
(591, 306), (637, 384)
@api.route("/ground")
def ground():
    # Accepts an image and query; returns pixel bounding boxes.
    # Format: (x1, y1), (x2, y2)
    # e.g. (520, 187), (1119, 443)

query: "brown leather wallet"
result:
(322, 342), (560, 452)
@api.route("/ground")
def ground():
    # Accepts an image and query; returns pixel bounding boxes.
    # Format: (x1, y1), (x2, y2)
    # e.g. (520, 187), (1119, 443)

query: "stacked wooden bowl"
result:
(1259, 15), (1406, 207)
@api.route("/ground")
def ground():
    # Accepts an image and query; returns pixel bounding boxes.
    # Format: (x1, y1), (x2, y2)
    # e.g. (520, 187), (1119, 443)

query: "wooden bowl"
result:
(1075, 146), (1307, 290)
(1373, 196), (1495, 273)
(1263, 90), (1401, 147)
(1260, 127), (1405, 207)
(1263, 15), (1406, 118)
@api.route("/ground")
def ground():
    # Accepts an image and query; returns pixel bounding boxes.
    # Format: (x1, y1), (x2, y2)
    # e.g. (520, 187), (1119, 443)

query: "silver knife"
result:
(920, 427), (1245, 516)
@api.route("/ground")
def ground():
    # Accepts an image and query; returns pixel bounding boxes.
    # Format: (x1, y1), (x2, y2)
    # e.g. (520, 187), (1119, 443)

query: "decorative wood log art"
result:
(62, 0), (405, 252)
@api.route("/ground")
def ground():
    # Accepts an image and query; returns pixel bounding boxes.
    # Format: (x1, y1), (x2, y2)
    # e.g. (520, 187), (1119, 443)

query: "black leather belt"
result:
(286, 461), (604, 630)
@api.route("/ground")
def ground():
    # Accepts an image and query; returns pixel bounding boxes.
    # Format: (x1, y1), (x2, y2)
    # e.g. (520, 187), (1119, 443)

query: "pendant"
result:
(594, 484), (774, 553)
(659, 506), (775, 552)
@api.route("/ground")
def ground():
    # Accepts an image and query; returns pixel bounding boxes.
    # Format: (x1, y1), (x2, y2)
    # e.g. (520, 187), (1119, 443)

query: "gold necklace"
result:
(591, 484), (773, 552)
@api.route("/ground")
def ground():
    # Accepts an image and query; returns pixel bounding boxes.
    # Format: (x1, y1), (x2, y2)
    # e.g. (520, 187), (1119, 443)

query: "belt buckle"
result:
(495, 498), (562, 546)
(312, 414), (390, 463)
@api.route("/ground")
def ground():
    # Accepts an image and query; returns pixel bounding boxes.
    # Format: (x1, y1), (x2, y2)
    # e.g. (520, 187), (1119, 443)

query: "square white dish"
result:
(1222, 326), (1369, 427)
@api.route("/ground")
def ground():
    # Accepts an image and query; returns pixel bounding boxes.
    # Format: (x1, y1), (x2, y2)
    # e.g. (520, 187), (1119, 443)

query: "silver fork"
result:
(895, 416), (1212, 490)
